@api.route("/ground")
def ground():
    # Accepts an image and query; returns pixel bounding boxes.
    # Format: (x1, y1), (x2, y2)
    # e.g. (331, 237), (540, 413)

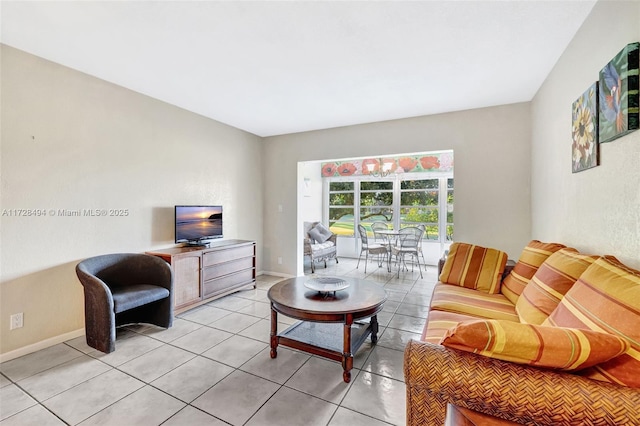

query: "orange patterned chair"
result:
(404, 241), (640, 425)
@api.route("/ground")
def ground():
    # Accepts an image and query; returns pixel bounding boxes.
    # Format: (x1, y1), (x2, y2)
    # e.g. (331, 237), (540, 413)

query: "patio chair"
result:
(371, 221), (390, 243)
(392, 226), (424, 278)
(356, 224), (388, 273)
(416, 224), (427, 268)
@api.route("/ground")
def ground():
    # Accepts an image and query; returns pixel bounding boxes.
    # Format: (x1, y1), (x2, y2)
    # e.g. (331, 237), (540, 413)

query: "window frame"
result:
(324, 171), (453, 242)
(398, 178), (440, 240)
(359, 180), (395, 236)
(326, 180), (357, 237)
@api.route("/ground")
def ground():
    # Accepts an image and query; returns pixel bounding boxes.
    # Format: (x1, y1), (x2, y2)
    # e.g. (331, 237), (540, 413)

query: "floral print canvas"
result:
(321, 152), (453, 177)
(572, 82), (599, 173)
(598, 42), (639, 143)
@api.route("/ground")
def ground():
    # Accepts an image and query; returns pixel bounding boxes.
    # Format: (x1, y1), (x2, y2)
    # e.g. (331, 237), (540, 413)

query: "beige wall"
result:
(263, 103), (532, 275)
(298, 162), (323, 226)
(8, 0), (637, 358)
(531, 0), (640, 269)
(0, 45), (264, 356)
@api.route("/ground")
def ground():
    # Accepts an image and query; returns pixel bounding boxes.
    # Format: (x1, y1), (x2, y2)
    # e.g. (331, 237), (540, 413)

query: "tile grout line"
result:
(2, 263), (435, 425)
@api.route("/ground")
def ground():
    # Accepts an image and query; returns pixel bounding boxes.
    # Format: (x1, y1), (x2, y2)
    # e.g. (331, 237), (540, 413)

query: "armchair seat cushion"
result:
(309, 241), (335, 257)
(112, 284), (170, 313)
(311, 241), (335, 250)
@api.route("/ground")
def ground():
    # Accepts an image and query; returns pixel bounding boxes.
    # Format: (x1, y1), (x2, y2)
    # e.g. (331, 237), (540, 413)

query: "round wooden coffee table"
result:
(267, 276), (387, 383)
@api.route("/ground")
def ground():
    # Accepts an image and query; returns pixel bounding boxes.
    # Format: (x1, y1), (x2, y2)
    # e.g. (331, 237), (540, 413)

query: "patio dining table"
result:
(374, 229), (401, 272)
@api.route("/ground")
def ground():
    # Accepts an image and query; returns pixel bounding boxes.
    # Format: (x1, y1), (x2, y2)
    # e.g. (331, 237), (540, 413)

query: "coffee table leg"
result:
(270, 304), (278, 359)
(371, 315), (379, 344)
(342, 313), (353, 383)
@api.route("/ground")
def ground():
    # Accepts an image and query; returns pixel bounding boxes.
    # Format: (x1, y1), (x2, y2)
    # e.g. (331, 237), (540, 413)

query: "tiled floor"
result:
(0, 258), (436, 425)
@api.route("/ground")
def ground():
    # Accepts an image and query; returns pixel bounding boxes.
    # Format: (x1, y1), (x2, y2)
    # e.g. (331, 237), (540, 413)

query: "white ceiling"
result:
(1, 1), (596, 137)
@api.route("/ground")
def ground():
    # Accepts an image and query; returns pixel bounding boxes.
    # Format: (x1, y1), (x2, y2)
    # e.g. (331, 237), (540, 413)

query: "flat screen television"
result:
(175, 205), (223, 245)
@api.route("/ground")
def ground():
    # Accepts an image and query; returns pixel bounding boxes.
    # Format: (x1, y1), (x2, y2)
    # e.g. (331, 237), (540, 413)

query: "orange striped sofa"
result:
(404, 241), (640, 425)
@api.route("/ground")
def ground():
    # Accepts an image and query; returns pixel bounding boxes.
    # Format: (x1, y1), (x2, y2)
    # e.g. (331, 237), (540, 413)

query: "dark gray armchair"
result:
(76, 253), (174, 353)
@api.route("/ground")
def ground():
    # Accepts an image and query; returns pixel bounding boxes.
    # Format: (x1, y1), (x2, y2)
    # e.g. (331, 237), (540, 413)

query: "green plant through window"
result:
(399, 179), (439, 239)
(327, 175), (453, 241)
(328, 182), (355, 236)
(360, 181), (393, 233)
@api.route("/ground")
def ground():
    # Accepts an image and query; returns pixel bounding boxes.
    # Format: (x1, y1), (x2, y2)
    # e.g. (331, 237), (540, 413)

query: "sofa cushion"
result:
(516, 249), (597, 325)
(501, 240), (566, 305)
(441, 319), (629, 371)
(544, 256), (640, 388)
(308, 222), (333, 243)
(430, 284), (520, 322)
(439, 242), (508, 294)
(421, 310), (479, 344)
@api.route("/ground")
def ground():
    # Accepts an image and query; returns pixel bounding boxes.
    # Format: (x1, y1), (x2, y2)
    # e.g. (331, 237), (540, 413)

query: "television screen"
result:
(175, 205), (223, 243)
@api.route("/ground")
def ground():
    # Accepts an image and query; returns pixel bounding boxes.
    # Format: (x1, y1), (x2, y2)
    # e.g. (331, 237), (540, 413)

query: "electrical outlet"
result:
(10, 313), (23, 330)
(277, 257), (283, 265)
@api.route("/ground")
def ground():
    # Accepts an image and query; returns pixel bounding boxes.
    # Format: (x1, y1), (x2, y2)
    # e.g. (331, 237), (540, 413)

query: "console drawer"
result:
(203, 269), (255, 298)
(203, 244), (254, 266)
(202, 257), (254, 282)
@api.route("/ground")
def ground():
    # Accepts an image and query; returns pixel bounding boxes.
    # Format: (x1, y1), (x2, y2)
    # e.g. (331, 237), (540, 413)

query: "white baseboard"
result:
(258, 270), (295, 279)
(0, 273), (297, 363)
(0, 328), (85, 363)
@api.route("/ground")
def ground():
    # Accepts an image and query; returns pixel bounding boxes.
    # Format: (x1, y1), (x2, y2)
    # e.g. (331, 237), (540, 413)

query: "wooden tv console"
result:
(147, 239), (256, 312)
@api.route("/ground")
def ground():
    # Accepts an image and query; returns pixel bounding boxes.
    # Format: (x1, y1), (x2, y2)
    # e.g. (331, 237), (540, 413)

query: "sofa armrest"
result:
(437, 251), (448, 275)
(404, 340), (640, 425)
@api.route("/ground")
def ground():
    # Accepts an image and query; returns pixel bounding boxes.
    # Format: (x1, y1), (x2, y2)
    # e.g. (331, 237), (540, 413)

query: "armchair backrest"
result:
(76, 253), (172, 290)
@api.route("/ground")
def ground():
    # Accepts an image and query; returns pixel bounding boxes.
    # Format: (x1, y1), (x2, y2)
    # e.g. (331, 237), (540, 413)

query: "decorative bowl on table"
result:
(304, 277), (350, 293)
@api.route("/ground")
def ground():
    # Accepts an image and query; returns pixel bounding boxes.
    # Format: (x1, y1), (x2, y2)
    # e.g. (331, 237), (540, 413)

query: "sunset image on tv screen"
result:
(175, 206), (222, 241)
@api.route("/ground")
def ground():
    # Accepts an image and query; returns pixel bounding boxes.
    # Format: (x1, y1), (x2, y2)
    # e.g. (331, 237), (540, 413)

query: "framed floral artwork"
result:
(598, 42), (639, 143)
(572, 82), (599, 173)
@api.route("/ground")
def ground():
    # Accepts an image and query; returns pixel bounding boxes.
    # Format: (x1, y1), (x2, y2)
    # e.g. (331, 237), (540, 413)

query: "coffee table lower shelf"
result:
(270, 318), (377, 383)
